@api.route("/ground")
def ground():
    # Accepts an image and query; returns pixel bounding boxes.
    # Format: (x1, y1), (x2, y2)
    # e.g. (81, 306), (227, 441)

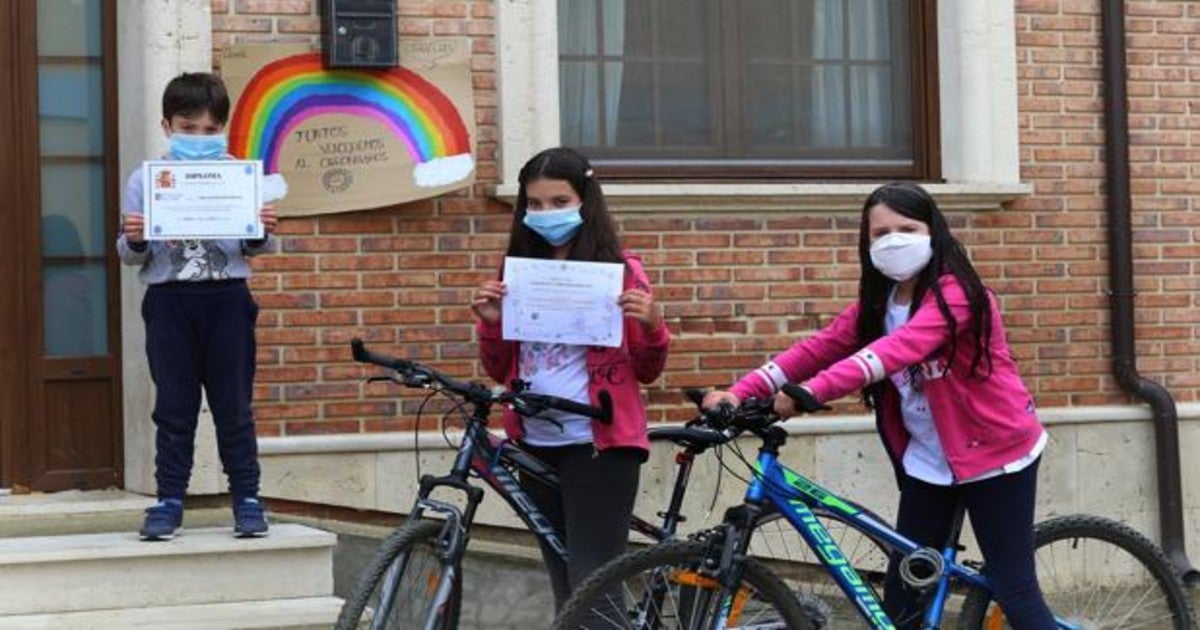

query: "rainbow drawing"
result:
(228, 52), (474, 187)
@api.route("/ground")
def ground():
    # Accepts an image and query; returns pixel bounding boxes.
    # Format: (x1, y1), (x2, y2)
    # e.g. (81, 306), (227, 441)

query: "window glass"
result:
(558, 0), (926, 175)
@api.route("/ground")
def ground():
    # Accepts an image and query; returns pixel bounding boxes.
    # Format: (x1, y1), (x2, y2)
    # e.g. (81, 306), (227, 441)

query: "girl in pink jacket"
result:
(707, 183), (1054, 629)
(472, 147), (670, 612)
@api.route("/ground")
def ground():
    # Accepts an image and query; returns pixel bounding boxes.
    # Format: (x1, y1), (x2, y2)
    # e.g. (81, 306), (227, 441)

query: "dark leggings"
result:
(883, 458), (1056, 629)
(519, 443), (642, 611)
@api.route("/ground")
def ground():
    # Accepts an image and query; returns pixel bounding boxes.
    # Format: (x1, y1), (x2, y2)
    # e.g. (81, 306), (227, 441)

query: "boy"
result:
(116, 72), (277, 540)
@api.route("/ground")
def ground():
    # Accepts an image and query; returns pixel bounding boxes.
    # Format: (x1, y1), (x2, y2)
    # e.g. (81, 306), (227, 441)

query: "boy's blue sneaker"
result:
(233, 497), (269, 538)
(139, 499), (183, 541)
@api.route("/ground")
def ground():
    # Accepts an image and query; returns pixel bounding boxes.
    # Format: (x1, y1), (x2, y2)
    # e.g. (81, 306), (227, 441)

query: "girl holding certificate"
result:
(472, 147), (672, 611)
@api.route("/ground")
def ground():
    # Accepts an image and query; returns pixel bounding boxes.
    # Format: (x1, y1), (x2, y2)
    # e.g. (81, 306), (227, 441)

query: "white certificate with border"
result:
(502, 256), (625, 348)
(142, 160), (263, 240)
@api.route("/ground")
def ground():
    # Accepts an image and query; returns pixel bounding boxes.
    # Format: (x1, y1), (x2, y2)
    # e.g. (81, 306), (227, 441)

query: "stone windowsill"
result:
(492, 182), (1034, 213)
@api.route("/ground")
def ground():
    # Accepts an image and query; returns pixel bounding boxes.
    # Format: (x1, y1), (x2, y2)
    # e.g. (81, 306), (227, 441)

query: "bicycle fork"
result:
(373, 499), (468, 630)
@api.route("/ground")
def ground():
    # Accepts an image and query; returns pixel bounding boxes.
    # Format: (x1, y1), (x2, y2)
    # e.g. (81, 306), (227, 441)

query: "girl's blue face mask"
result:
(523, 206), (584, 246)
(168, 133), (228, 160)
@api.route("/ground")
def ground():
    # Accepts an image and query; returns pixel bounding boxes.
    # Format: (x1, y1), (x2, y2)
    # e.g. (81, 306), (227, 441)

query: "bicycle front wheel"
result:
(553, 539), (816, 630)
(336, 517), (462, 630)
(958, 514), (1194, 629)
(750, 506), (893, 625)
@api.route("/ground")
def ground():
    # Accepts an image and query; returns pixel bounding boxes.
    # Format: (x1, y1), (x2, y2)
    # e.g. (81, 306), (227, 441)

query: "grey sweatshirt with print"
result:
(115, 164), (271, 285)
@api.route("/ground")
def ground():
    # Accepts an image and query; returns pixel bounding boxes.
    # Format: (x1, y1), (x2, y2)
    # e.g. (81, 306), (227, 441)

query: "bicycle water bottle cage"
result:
(899, 546), (945, 589)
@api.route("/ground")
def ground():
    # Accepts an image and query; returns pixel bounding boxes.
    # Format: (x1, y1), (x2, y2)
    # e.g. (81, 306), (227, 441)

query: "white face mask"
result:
(869, 232), (933, 282)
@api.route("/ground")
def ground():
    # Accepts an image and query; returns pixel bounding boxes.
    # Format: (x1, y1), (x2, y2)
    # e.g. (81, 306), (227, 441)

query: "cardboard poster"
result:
(220, 39), (476, 216)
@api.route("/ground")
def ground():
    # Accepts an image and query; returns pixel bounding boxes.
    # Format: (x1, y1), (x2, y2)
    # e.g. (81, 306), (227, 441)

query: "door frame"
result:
(0, 0), (123, 491)
(0, 0), (37, 490)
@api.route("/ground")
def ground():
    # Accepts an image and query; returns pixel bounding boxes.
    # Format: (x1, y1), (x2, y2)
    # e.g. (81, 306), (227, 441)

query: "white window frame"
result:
(495, 0), (1028, 212)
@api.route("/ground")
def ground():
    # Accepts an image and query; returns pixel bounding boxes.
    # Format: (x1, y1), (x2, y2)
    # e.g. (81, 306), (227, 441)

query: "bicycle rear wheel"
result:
(958, 514), (1194, 629)
(553, 538), (816, 629)
(336, 517), (462, 630)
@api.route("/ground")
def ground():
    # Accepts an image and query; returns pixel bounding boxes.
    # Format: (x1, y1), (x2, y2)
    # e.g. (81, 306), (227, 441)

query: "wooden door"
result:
(0, 0), (122, 491)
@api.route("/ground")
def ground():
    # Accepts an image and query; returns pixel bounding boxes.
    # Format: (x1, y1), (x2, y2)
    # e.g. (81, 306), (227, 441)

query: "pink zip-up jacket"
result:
(477, 251), (670, 454)
(731, 274), (1043, 482)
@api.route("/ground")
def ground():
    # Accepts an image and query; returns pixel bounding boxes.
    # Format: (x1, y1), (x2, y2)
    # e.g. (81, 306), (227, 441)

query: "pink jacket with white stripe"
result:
(477, 252), (670, 455)
(730, 274), (1044, 482)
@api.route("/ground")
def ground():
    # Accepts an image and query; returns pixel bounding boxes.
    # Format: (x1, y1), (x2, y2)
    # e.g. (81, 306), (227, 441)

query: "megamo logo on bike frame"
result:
(491, 463), (568, 557)
(798, 509), (894, 630)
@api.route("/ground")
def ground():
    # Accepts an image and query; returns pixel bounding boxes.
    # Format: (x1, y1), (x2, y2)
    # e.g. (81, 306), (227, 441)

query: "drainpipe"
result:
(1100, 0), (1199, 585)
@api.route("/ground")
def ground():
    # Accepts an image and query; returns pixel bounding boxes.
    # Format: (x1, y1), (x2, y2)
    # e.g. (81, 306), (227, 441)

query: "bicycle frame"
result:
(466, 423), (676, 547)
(751, 451), (976, 629)
(349, 339), (722, 629)
(741, 437), (1083, 630)
(410, 413), (680, 555)
(386, 407), (700, 628)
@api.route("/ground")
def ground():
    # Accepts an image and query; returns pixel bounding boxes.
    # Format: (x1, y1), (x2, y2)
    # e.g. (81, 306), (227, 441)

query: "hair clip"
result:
(584, 168), (594, 178)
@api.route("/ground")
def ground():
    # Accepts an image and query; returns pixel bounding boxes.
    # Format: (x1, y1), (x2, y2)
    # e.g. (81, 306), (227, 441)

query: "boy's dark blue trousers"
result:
(143, 279), (261, 501)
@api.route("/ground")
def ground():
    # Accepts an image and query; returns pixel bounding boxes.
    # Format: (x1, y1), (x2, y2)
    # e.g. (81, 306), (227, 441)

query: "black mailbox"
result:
(321, 0), (398, 68)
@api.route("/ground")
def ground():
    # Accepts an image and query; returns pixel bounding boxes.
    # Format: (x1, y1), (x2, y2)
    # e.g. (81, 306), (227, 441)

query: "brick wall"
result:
(1008, 0), (1200, 406)
(208, 0), (1200, 437)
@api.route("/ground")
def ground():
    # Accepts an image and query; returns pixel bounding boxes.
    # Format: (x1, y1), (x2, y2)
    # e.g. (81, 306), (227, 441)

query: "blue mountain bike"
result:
(554, 390), (1194, 629)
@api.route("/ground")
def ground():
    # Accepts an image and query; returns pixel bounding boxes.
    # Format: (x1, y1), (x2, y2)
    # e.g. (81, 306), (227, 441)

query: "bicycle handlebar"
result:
(351, 337), (416, 372)
(780, 383), (831, 413)
(351, 338), (612, 424)
(508, 383), (613, 425)
(674, 383), (829, 447)
(695, 396), (777, 431)
(647, 424), (730, 450)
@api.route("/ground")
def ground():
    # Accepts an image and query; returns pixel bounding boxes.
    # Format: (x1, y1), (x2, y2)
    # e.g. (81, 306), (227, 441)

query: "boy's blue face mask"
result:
(523, 206), (584, 246)
(168, 133), (228, 160)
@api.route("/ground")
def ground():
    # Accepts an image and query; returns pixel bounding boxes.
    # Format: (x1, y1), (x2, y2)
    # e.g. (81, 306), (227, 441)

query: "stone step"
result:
(0, 596), (344, 629)
(0, 491), (237, 538)
(0, 490), (155, 537)
(0, 524), (336, 615)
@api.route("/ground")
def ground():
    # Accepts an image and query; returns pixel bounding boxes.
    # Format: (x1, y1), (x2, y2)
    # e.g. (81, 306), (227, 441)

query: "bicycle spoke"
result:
(963, 515), (1193, 630)
(555, 541), (812, 629)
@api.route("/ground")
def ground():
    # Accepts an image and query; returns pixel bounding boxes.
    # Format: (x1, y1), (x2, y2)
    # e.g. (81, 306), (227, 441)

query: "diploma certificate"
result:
(502, 256), (625, 348)
(143, 160), (264, 240)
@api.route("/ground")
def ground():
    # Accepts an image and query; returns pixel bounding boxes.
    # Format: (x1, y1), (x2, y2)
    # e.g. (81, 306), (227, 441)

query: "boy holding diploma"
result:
(116, 72), (276, 540)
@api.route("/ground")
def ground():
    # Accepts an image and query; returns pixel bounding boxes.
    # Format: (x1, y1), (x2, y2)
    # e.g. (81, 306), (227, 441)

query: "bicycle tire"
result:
(552, 538), (817, 629)
(336, 517), (462, 630)
(957, 514), (1195, 629)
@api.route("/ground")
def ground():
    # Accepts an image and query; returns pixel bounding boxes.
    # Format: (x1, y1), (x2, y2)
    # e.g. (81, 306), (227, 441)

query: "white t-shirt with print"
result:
(886, 290), (1046, 486)
(518, 341), (593, 446)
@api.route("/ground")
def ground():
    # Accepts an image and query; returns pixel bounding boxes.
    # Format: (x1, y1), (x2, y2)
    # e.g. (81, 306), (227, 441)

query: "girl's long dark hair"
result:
(855, 183), (994, 407)
(506, 147), (623, 264)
